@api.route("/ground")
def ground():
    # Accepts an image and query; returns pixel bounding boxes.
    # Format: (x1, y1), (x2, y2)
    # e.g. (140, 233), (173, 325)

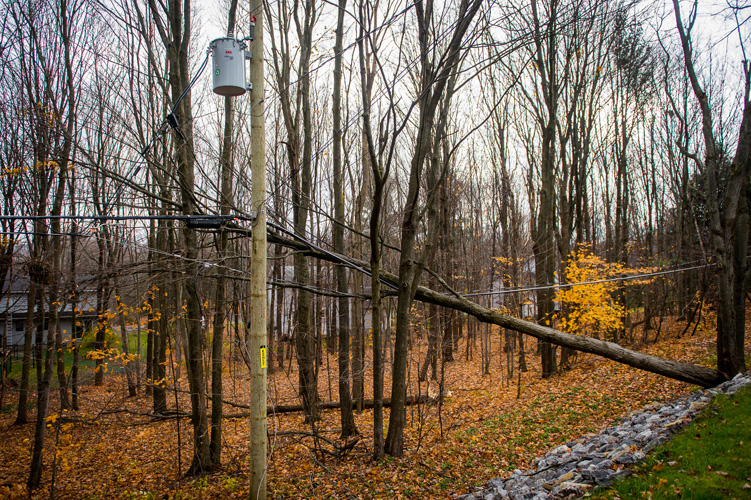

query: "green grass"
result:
(2, 328), (148, 389)
(3, 350), (97, 378)
(591, 385), (751, 499)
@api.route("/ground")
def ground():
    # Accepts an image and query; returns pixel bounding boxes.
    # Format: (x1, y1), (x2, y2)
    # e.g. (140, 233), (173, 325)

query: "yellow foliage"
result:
(555, 248), (625, 337)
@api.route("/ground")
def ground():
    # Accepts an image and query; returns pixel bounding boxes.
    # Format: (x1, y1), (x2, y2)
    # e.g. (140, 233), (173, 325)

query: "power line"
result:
(0, 214), (254, 223)
(1, 210), (715, 304)
(462, 262), (714, 298)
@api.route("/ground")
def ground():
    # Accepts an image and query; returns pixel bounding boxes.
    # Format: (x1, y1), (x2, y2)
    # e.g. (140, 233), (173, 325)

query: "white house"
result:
(0, 275), (98, 350)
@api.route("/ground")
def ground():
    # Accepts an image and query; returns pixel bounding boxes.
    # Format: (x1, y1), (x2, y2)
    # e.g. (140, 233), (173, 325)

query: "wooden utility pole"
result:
(248, 1), (267, 497)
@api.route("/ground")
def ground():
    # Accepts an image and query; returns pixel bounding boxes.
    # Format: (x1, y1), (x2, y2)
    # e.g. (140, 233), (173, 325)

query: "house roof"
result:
(0, 275), (98, 317)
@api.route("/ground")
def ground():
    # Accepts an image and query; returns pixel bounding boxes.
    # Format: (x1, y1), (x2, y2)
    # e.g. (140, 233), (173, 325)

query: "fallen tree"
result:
(411, 283), (725, 388)
(176, 386), (432, 417)
(267, 395), (431, 415)
(265, 228), (727, 388)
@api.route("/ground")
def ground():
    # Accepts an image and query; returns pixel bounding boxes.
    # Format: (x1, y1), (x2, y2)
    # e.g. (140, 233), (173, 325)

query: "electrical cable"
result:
(84, 222), (369, 300)
(0, 214), (253, 222)
(118, 47), (212, 212)
(462, 262), (714, 298)
(66, 1), (482, 258)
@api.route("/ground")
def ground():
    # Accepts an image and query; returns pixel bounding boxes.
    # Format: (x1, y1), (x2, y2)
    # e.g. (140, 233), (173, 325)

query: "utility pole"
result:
(248, 0), (267, 498)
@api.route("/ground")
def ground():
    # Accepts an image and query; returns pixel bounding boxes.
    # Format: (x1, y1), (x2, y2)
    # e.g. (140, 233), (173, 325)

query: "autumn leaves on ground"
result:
(0, 311), (745, 500)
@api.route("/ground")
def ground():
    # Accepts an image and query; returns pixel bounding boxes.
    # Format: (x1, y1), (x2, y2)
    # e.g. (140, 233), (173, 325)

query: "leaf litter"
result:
(0, 312), (748, 499)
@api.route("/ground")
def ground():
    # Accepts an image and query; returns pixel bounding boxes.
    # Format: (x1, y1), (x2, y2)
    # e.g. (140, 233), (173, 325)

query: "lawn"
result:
(2, 327), (146, 390)
(590, 384), (751, 499)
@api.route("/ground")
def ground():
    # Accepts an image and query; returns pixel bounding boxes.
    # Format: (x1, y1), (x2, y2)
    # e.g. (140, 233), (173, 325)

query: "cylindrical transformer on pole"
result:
(210, 38), (251, 97)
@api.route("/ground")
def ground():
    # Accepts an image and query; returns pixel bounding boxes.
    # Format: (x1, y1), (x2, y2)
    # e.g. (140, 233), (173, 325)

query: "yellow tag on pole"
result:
(260, 345), (267, 369)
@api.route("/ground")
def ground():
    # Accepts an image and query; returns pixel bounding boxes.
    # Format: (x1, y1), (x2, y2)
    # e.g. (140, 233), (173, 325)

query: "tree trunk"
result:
(529, 0), (559, 379)
(152, 219), (168, 415)
(673, 0), (749, 377)
(14, 280), (36, 425)
(210, 0), (238, 463)
(145, 0), (213, 472)
(115, 281), (137, 398)
(332, 0), (356, 440)
(27, 298), (54, 490)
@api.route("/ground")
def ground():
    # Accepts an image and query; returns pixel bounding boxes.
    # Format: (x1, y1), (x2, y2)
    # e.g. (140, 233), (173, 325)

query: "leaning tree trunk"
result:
(266, 232), (727, 389)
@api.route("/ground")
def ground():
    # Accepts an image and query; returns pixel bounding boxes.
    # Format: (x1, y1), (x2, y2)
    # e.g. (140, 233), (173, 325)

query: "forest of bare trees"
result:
(0, 0), (749, 496)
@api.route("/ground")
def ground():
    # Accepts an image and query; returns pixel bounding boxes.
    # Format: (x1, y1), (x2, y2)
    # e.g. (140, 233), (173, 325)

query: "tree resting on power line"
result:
(266, 229), (726, 389)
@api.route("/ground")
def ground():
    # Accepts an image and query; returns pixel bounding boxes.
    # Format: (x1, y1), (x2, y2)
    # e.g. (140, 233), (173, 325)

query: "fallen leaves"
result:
(0, 310), (746, 499)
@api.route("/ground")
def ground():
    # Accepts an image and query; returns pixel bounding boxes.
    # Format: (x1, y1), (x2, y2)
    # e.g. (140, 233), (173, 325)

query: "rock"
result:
(580, 468), (614, 486)
(635, 429), (653, 442)
(615, 453), (636, 465)
(552, 481), (593, 497)
(570, 442), (588, 454)
(456, 373), (751, 500)
(590, 458), (612, 470)
(645, 414), (661, 425)
(550, 445), (570, 455)
(487, 478), (505, 490)
(664, 416), (689, 428)
(554, 471), (575, 484)
(516, 485), (532, 497)
(557, 462), (577, 475)
(559, 452), (581, 464)
(597, 443), (616, 454)
(607, 444), (629, 459)
(538, 456), (562, 469)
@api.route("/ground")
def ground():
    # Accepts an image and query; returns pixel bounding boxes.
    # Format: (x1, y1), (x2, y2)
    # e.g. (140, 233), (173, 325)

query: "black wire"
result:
(0, 215), (255, 222)
(140, 49), (211, 159)
(265, 219), (399, 291)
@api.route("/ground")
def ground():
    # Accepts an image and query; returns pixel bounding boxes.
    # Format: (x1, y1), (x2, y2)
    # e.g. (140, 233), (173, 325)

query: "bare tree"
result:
(673, 0), (750, 376)
(386, 0), (483, 457)
(332, 0), (357, 439)
(267, 0), (320, 423)
(144, 0), (214, 473)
